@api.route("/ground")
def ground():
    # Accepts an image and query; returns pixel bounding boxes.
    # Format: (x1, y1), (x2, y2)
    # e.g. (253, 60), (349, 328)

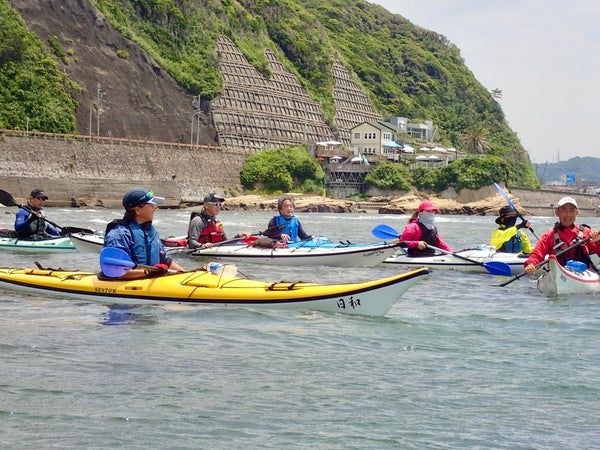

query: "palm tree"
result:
(460, 125), (490, 155)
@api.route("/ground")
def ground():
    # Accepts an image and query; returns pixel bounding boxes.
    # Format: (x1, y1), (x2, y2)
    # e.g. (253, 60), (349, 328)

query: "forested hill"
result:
(0, 0), (538, 187)
(542, 157), (600, 184)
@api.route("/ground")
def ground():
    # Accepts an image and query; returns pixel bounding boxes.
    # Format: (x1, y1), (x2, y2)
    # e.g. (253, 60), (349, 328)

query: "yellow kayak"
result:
(0, 265), (429, 316)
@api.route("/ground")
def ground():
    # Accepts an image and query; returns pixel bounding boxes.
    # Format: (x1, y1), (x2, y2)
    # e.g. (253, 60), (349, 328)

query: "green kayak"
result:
(0, 232), (76, 253)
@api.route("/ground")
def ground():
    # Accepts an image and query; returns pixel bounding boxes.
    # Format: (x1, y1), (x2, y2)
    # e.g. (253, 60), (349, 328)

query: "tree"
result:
(460, 125), (490, 155)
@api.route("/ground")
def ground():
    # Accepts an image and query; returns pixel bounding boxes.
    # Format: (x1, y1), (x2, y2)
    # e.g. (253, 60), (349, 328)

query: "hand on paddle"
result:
(417, 240), (429, 251)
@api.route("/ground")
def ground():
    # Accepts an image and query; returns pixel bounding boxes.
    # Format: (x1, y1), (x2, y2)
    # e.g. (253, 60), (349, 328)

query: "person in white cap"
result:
(103, 187), (184, 278)
(524, 196), (600, 274)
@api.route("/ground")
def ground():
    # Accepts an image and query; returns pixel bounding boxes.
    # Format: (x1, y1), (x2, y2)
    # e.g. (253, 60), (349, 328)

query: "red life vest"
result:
(198, 217), (224, 244)
(552, 223), (593, 268)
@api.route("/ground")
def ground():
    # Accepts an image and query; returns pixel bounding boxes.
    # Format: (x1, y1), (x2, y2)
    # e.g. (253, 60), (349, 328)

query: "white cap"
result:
(557, 196), (578, 208)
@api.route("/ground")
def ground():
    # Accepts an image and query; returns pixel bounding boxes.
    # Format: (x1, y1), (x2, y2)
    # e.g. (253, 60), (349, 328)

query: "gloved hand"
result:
(154, 263), (169, 275)
(516, 220), (529, 230)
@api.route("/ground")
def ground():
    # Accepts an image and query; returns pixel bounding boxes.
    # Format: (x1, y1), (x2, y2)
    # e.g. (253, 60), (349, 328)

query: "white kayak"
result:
(70, 232), (187, 254)
(536, 255), (600, 296)
(69, 232), (104, 253)
(381, 245), (527, 274)
(183, 239), (404, 267)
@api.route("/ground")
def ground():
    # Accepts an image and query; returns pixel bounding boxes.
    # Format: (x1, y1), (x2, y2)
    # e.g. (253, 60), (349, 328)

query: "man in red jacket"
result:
(524, 196), (600, 274)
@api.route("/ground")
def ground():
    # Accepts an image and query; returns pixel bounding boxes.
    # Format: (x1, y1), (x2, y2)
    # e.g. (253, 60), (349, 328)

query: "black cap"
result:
(30, 188), (48, 200)
(495, 205), (517, 224)
(203, 193), (225, 203)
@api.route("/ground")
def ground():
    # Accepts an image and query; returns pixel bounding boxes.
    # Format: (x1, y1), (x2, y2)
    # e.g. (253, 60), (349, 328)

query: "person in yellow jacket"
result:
(491, 206), (532, 254)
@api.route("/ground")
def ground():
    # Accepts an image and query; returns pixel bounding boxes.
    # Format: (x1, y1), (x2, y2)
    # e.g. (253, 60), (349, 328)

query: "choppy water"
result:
(1, 208), (599, 448)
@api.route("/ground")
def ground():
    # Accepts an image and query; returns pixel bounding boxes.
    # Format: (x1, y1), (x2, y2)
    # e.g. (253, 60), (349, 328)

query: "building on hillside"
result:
(385, 117), (436, 141)
(349, 121), (403, 158)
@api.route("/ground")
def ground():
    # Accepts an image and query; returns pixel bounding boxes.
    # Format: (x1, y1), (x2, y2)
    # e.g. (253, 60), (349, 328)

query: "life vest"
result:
(274, 215), (300, 243)
(552, 223), (593, 269)
(499, 230), (523, 253)
(16, 207), (50, 239)
(105, 219), (162, 265)
(190, 211), (224, 244)
(407, 221), (439, 256)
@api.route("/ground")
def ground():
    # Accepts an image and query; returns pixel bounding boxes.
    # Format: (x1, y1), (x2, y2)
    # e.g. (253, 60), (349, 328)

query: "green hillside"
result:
(0, 1), (78, 133)
(539, 157), (600, 185)
(0, 0), (539, 188)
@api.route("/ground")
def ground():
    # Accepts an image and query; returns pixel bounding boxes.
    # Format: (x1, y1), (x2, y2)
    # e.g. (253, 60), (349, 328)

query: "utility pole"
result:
(96, 82), (103, 136)
(191, 95), (201, 146)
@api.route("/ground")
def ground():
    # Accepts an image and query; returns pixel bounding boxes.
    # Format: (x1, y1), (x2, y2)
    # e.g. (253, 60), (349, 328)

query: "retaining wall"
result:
(0, 134), (251, 207)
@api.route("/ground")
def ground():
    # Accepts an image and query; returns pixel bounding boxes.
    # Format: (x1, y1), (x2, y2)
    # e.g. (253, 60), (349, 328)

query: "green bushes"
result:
(240, 146), (325, 194)
(365, 162), (412, 191)
(0, 4), (77, 133)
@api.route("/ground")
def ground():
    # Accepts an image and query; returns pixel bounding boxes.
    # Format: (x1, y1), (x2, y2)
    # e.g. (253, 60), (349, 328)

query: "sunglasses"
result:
(35, 197), (47, 201)
(208, 202), (222, 207)
(138, 191), (154, 203)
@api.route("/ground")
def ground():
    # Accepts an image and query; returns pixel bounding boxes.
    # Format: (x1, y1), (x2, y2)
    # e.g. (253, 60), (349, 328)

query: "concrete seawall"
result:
(510, 187), (599, 217)
(0, 133), (251, 207)
(2, 133), (598, 216)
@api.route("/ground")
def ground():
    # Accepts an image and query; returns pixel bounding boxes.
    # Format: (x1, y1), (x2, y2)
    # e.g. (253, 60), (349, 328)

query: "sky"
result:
(370, 0), (600, 164)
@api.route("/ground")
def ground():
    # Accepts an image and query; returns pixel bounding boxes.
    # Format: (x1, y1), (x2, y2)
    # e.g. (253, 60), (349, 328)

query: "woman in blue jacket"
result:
(103, 187), (184, 278)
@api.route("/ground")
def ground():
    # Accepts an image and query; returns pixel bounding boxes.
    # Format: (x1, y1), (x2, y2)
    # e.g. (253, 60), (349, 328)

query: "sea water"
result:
(1, 208), (599, 448)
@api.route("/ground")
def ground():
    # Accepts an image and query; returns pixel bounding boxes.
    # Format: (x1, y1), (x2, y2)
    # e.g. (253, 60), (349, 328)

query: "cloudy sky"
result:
(370, 0), (600, 163)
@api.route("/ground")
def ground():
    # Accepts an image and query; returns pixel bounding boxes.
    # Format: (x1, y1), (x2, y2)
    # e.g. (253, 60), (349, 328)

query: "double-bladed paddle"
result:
(493, 182), (539, 240)
(0, 189), (94, 235)
(212, 223), (287, 248)
(498, 236), (592, 287)
(371, 224), (513, 277)
(183, 223), (288, 255)
(100, 247), (171, 278)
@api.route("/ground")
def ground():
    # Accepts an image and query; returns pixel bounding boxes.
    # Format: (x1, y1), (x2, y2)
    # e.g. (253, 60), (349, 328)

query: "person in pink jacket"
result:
(399, 201), (454, 256)
(524, 196), (600, 274)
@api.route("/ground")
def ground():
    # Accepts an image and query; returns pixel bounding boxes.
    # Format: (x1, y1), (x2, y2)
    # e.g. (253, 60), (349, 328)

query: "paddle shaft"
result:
(494, 182), (539, 240)
(427, 244), (486, 266)
(372, 224), (511, 276)
(0, 189), (65, 231)
(499, 236), (592, 287)
(425, 244), (512, 276)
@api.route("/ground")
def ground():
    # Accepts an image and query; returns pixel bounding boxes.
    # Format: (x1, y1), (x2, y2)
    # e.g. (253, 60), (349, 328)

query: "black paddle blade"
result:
(0, 189), (18, 207)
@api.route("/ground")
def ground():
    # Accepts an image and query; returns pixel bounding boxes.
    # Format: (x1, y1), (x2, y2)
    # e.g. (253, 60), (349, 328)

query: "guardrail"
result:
(0, 129), (251, 153)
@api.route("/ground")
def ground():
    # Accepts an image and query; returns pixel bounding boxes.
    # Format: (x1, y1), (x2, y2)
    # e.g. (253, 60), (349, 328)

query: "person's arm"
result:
(582, 228), (600, 255)
(45, 222), (62, 236)
(521, 232), (532, 254)
(14, 208), (32, 234)
(187, 217), (205, 249)
(435, 234), (453, 253)
(262, 217), (281, 239)
(103, 228), (147, 279)
(524, 229), (552, 273)
(296, 220), (313, 241)
(399, 222), (421, 249)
